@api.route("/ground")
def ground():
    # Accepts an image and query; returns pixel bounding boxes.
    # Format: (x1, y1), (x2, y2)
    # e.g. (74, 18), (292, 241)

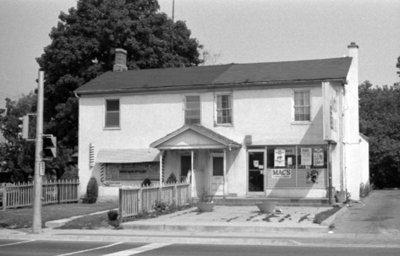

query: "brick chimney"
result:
(113, 48), (127, 72)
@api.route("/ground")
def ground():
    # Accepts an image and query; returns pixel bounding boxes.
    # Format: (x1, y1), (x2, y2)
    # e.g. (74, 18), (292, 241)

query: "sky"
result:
(0, 0), (399, 108)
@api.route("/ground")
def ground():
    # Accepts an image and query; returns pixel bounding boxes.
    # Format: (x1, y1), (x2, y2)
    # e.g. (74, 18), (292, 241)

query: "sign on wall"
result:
(271, 169), (292, 179)
(322, 82), (339, 142)
(274, 149), (286, 167)
(313, 148), (325, 167)
(300, 148), (312, 166)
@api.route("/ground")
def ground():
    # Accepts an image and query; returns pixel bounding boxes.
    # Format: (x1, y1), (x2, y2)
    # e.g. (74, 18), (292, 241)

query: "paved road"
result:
(334, 190), (400, 235)
(1, 239), (399, 256)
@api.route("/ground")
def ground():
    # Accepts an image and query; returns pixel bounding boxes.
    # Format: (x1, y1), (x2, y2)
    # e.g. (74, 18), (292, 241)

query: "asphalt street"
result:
(1, 239), (400, 256)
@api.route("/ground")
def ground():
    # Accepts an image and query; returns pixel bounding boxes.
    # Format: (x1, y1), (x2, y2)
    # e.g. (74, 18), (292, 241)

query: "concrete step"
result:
(213, 197), (330, 206)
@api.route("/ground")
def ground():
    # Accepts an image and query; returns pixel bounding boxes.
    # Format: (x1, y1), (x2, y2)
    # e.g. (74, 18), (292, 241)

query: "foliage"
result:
(153, 200), (169, 213)
(313, 206), (341, 224)
(166, 173), (177, 184)
(359, 81), (400, 188)
(141, 178), (151, 187)
(107, 209), (119, 221)
(83, 177), (98, 204)
(36, 0), (203, 152)
(0, 94), (37, 182)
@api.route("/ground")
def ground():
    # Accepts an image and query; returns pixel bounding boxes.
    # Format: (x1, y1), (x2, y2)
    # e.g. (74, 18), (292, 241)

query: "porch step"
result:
(213, 197), (330, 206)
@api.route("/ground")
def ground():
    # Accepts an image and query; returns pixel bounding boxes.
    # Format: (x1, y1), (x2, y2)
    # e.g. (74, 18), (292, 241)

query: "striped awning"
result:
(96, 148), (160, 163)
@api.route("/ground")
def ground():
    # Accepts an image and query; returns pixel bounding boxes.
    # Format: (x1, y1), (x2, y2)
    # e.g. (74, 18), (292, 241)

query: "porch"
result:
(151, 124), (241, 199)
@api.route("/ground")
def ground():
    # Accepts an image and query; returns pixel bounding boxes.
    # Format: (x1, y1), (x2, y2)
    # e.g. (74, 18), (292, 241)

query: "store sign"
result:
(322, 82), (338, 142)
(271, 169), (292, 179)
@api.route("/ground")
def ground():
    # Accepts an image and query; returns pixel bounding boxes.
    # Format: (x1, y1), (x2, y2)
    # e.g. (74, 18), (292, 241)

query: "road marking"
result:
(56, 242), (123, 256)
(0, 239), (35, 247)
(100, 243), (171, 256)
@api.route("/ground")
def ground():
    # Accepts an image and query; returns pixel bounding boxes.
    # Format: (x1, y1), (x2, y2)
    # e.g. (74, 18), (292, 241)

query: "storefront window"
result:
(267, 147), (296, 168)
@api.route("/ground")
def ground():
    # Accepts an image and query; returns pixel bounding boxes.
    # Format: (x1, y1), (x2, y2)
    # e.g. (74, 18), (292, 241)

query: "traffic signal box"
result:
(18, 115), (29, 139)
(42, 134), (57, 160)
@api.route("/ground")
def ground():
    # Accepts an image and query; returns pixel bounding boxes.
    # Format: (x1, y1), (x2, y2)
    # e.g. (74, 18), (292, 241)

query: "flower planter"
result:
(256, 201), (276, 213)
(197, 202), (214, 212)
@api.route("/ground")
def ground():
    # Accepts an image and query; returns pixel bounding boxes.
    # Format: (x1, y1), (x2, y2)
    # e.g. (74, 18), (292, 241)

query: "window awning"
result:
(96, 148), (160, 163)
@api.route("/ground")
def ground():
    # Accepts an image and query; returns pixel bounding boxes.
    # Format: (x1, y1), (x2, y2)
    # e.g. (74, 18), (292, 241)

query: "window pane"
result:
(185, 95), (200, 125)
(294, 91), (310, 121)
(106, 100), (119, 111)
(106, 112), (119, 127)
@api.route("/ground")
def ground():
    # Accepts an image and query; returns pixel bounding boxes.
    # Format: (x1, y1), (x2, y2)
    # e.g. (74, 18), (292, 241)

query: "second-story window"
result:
(216, 94), (232, 125)
(184, 95), (200, 125)
(294, 91), (311, 121)
(105, 99), (120, 128)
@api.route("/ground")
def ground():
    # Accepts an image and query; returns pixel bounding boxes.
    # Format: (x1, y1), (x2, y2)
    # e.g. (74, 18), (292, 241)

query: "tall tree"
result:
(0, 94), (37, 181)
(36, 0), (203, 166)
(359, 81), (400, 187)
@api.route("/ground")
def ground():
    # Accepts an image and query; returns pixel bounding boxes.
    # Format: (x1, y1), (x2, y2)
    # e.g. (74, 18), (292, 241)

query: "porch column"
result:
(223, 149), (227, 198)
(191, 150), (195, 197)
(159, 150), (163, 187)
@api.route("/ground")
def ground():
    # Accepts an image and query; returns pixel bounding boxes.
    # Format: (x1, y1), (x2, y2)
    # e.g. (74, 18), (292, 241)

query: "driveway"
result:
(334, 190), (400, 236)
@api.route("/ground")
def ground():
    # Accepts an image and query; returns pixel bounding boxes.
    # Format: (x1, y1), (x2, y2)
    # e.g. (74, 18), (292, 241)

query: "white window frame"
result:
(183, 94), (201, 125)
(104, 98), (120, 129)
(292, 89), (312, 124)
(215, 93), (233, 126)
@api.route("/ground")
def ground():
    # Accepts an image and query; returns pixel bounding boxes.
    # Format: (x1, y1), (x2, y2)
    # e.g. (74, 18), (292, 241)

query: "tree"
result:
(359, 81), (400, 188)
(0, 93), (37, 181)
(36, 0), (203, 170)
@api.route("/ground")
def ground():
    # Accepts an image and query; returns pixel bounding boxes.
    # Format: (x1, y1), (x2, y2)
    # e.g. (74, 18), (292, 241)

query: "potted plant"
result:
(197, 191), (214, 212)
(256, 200), (276, 213)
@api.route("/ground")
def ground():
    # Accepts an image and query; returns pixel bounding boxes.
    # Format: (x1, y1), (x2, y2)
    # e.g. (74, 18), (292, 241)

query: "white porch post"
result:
(223, 149), (227, 198)
(191, 150), (194, 196)
(159, 150), (163, 187)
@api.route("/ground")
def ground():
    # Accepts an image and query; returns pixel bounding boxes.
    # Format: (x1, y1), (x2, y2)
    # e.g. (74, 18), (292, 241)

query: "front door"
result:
(180, 155), (191, 182)
(248, 150), (265, 192)
(210, 154), (224, 196)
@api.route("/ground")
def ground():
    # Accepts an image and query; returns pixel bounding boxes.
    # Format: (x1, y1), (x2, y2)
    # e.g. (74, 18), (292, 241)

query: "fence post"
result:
(1, 188), (6, 211)
(173, 184), (178, 207)
(138, 187), (143, 215)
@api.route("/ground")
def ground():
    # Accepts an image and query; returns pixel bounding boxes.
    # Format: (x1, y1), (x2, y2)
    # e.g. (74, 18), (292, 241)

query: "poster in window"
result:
(274, 149), (286, 167)
(301, 148), (312, 166)
(313, 148), (324, 166)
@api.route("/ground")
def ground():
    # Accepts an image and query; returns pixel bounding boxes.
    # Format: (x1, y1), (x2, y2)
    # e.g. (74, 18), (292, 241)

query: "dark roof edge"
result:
(75, 78), (347, 96)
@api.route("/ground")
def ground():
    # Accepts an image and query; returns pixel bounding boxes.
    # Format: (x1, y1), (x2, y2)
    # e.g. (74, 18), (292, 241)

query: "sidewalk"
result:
(1, 204), (400, 247)
(121, 205), (332, 233)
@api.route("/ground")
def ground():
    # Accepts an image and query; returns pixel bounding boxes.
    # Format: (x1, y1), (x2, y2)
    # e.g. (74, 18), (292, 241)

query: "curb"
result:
(121, 222), (328, 233)
(45, 208), (118, 228)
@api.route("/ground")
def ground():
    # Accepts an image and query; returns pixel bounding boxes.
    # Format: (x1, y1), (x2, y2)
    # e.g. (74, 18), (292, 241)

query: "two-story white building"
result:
(75, 43), (369, 203)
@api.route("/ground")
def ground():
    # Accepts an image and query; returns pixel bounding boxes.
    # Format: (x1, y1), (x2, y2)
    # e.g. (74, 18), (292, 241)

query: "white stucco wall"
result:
(78, 85), (326, 198)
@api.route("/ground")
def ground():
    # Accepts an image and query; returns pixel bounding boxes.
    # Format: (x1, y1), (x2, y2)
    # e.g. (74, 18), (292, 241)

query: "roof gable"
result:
(150, 125), (241, 150)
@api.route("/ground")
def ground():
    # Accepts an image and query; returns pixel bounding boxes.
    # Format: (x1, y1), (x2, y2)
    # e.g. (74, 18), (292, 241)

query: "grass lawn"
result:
(0, 200), (118, 229)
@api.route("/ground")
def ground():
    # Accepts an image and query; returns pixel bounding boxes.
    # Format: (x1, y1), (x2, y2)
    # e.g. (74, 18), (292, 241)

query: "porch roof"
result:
(96, 148), (160, 163)
(150, 125), (242, 150)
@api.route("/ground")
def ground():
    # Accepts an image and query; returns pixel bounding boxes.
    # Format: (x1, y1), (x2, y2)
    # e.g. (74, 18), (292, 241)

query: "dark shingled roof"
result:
(76, 57), (352, 95)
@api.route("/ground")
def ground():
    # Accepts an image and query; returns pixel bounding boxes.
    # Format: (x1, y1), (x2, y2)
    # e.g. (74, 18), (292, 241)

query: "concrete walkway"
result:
(121, 205), (333, 233)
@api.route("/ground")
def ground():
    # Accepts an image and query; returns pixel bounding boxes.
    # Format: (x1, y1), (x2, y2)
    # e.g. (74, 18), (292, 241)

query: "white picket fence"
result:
(119, 182), (191, 220)
(0, 179), (79, 210)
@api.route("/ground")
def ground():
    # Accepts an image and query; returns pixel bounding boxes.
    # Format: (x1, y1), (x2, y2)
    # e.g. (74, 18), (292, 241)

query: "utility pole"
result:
(172, 0), (175, 22)
(32, 70), (44, 233)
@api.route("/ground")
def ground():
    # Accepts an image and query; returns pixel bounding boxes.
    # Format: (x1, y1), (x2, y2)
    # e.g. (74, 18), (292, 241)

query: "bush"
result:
(107, 210), (119, 221)
(166, 173), (177, 184)
(83, 177), (98, 204)
(313, 206), (341, 224)
(153, 200), (168, 213)
(141, 178), (151, 187)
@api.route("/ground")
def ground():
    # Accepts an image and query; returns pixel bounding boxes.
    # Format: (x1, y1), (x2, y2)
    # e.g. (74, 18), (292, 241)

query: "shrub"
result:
(141, 178), (151, 187)
(153, 200), (168, 213)
(83, 177), (98, 204)
(166, 173), (177, 184)
(107, 210), (119, 221)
